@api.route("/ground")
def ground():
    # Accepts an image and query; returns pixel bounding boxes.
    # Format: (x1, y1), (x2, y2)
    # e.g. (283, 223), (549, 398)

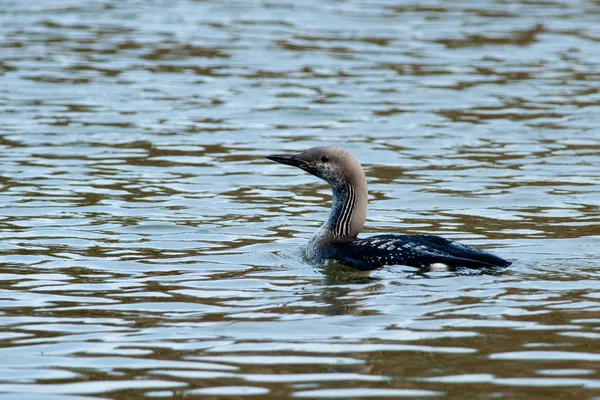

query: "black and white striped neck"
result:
(325, 183), (358, 241)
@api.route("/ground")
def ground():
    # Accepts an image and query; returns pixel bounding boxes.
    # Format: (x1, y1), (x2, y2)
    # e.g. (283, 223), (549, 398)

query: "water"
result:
(0, 0), (599, 399)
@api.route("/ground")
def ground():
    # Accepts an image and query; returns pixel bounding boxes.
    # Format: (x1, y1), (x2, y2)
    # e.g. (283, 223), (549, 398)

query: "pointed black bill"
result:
(265, 153), (308, 169)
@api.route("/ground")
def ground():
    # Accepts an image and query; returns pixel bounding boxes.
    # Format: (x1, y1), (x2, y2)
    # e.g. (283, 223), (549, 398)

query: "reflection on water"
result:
(0, 0), (599, 399)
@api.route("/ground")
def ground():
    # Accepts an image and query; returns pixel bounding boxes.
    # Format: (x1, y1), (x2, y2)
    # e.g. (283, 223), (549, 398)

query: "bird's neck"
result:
(322, 181), (368, 242)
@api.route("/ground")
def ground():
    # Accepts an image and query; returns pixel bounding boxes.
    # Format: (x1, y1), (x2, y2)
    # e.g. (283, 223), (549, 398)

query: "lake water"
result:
(1, 0), (599, 399)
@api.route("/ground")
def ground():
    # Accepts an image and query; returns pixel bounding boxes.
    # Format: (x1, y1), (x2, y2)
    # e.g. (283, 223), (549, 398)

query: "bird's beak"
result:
(265, 153), (309, 169)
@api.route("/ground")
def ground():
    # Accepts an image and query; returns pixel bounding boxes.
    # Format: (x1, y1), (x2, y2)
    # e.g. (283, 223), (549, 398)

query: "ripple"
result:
(490, 351), (600, 361)
(187, 386), (269, 396)
(0, 380), (185, 395)
(293, 388), (443, 398)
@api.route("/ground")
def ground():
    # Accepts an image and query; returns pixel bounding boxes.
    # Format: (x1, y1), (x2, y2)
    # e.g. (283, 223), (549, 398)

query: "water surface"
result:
(0, 0), (599, 399)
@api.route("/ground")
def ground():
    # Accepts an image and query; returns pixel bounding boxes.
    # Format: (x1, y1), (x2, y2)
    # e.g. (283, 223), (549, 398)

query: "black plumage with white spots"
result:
(332, 234), (511, 271)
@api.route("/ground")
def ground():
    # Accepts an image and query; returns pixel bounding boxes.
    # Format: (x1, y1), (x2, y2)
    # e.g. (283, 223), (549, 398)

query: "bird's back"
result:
(331, 234), (511, 271)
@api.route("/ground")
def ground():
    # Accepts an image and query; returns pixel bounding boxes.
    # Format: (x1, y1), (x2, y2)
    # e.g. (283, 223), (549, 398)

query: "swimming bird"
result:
(266, 146), (511, 271)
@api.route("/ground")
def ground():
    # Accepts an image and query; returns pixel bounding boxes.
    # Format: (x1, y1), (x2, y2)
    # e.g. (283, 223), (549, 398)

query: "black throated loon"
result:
(266, 146), (511, 271)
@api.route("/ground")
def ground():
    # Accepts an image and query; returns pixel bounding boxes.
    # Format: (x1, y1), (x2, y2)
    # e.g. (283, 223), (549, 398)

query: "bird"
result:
(266, 146), (511, 271)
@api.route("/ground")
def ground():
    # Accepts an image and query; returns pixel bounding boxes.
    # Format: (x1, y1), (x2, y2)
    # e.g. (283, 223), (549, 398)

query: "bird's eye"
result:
(321, 156), (329, 162)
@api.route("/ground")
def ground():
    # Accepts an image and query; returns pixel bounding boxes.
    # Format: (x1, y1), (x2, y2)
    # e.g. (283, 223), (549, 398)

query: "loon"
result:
(266, 146), (511, 271)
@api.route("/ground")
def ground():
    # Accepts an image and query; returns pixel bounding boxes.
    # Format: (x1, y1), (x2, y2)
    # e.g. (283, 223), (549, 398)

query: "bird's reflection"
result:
(315, 261), (380, 316)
